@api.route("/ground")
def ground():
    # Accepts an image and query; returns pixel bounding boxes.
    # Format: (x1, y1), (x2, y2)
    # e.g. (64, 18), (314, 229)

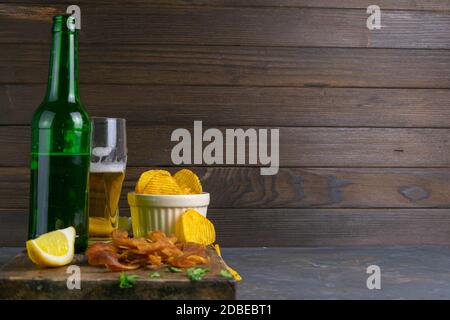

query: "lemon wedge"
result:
(26, 227), (75, 267)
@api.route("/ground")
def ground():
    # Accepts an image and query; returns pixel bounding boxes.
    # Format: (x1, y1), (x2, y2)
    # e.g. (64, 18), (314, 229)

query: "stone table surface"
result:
(2, 246), (450, 299)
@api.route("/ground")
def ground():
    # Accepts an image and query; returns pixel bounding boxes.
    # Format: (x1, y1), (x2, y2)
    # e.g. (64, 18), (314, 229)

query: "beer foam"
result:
(92, 147), (112, 158)
(90, 162), (126, 173)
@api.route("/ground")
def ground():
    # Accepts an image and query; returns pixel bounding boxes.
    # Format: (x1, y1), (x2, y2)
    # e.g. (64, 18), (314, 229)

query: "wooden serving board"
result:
(0, 246), (235, 300)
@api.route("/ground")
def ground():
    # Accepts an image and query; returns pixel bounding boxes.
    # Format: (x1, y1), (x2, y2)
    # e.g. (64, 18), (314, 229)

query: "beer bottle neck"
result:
(45, 16), (80, 103)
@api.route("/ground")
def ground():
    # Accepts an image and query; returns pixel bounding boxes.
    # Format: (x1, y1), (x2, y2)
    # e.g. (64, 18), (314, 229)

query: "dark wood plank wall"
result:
(1, 0), (450, 247)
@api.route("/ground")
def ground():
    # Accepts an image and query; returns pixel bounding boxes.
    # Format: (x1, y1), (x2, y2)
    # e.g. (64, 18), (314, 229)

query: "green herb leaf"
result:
(119, 273), (139, 289)
(220, 269), (234, 280)
(149, 271), (161, 278)
(186, 267), (210, 281)
(168, 266), (183, 273)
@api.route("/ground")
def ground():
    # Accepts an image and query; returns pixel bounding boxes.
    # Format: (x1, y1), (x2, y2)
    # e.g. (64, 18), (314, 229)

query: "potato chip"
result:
(175, 209), (215, 245)
(173, 169), (203, 194)
(143, 175), (183, 195)
(135, 170), (171, 193)
(171, 254), (209, 268)
(147, 254), (162, 267)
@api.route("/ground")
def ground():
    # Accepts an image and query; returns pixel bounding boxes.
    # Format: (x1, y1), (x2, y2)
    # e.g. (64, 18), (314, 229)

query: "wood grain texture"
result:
(4, 85), (450, 127)
(3, 126), (450, 167)
(0, 250), (235, 300)
(3, 44), (450, 88)
(2, 4), (450, 48)
(3, 167), (450, 210)
(213, 208), (450, 246)
(2, 0), (450, 11)
(5, 246), (450, 300)
(3, 208), (450, 246)
(1, 0), (450, 247)
(0, 210), (26, 247)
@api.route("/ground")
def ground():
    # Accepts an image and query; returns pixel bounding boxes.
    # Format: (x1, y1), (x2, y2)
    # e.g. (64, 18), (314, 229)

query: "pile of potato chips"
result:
(91, 168), (242, 280)
(86, 229), (209, 271)
(135, 169), (202, 195)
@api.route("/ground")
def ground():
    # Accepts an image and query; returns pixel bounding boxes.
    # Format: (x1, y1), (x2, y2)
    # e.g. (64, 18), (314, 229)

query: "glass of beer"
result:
(88, 117), (127, 241)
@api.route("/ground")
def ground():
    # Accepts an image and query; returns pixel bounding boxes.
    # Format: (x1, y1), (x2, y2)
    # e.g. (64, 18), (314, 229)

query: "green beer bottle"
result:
(28, 15), (90, 252)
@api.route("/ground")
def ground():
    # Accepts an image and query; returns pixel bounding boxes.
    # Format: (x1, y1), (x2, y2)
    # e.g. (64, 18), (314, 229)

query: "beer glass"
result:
(89, 117), (127, 240)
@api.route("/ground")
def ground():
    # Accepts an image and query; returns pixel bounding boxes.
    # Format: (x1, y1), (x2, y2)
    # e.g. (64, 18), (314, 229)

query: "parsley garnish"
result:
(149, 271), (161, 278)
(119, 273), (139, 289)
(220, 269), (234, 280)
(168, 266), (182, 273)
(186, 267), (210, 281)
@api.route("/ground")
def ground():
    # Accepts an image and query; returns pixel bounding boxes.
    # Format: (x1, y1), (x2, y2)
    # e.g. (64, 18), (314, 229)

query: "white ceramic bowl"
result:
(127, 192), (210, 237)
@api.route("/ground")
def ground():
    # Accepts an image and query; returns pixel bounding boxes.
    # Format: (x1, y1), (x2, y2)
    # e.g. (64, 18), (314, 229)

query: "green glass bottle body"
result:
(28, 15), (90, 252)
